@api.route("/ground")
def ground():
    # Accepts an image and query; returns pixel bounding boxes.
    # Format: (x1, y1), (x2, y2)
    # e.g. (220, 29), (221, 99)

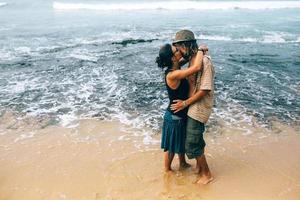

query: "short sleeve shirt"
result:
(187, 55), (215, 124)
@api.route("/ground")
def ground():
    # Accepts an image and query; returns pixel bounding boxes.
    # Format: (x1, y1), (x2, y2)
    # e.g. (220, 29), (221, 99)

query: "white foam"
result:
(262, 33), (286, 43)
(142, 132), (160, 145)
(58, 114), (79, 128)
(198, 34), (232, 41)
(237, 37), (258, 43)
(0, 2), (7, 7)
(53, 1), (300, 11)
(0, 27), (10, 31)
(0, 49), (14, 61)
(197, 33), (300, 43)
(69, 52), (98, 62)
(15, 47), (31, 54)
(14, 131), (37, 143)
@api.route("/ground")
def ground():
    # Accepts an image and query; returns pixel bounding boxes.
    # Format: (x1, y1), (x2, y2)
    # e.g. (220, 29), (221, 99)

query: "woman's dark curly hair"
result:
(155, 44), (173, 70)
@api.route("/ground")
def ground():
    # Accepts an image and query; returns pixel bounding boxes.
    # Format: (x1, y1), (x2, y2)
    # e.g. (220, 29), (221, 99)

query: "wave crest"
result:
(0, 2), (7, 7)
(53, 1), (300, 11)
(198, 33), (300, 43)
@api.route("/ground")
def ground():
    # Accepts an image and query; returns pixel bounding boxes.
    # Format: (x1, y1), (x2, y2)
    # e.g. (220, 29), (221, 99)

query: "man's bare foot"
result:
(179, 162), (191, 170)
(196, 174), (214, 185)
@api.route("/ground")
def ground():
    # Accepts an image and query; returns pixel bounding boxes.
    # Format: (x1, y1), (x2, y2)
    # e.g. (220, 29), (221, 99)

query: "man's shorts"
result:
(185, 116), (206, 159)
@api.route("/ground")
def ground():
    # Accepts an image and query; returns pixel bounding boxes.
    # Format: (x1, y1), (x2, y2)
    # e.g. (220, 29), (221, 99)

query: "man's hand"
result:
(170, 100), (186, 113)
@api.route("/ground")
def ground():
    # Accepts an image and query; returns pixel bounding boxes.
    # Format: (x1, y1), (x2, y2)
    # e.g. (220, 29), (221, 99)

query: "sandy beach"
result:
(0, 112), (299, 200)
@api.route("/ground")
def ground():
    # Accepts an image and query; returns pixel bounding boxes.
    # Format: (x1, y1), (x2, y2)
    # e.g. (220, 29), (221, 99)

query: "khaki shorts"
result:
(185, 116), (206, 159)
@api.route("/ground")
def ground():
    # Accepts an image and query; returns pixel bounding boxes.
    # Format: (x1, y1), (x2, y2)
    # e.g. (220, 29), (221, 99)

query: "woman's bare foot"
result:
(164, 167), (173, 173)
(179, 162), (191, 170)
(196, 174), (214, 185)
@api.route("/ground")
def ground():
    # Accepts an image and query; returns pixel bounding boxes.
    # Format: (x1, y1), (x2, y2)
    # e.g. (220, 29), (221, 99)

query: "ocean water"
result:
(0, 0), (299, 139)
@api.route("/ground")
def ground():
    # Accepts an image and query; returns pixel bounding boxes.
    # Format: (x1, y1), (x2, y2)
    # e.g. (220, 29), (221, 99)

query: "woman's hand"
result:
(170, 100), (187, 113)
(199, 44), (209, 52)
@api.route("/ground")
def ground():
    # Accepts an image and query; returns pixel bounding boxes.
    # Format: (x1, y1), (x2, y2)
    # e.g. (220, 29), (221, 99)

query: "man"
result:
(171, 30), (215, 184)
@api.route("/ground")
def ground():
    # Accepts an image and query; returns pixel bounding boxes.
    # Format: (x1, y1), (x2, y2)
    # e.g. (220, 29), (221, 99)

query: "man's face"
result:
(175, 45), (189, 60)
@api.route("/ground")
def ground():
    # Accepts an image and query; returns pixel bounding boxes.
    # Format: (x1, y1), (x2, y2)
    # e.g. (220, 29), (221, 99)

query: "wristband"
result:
(183, 101), (187, 107)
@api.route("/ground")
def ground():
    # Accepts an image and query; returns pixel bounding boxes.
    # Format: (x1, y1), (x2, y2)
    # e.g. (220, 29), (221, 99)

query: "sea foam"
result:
(53, 1), (300, 11)
(0, 2), (7, 7)
(197, 33), (300, 43)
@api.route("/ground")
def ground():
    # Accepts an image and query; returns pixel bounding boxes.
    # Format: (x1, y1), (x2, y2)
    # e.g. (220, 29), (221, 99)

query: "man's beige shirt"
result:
(187, 55), (215, 124)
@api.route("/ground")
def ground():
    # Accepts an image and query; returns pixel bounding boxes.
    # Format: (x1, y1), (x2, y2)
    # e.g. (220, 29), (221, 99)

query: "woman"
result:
(156, 44), (204, 172)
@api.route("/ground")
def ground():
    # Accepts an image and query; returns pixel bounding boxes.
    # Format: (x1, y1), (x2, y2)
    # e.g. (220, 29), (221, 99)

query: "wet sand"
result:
(0, 116), (299, 200)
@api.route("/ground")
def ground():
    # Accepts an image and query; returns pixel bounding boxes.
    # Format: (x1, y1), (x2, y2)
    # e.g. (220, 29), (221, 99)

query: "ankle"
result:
(179, 161), (187, 165)
(203, 171), (212, 177)
(164, 167), (172, 172)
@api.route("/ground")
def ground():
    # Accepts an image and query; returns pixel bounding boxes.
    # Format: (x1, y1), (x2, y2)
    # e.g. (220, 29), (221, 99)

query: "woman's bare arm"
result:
(167, 50), (204, 81)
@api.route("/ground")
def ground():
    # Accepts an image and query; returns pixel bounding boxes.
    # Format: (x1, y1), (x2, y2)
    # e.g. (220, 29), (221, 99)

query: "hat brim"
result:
(172, 39), (196, 45)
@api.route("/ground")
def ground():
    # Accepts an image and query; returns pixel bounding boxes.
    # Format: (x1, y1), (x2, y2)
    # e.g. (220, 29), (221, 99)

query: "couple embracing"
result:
(156, 30), (215, 185)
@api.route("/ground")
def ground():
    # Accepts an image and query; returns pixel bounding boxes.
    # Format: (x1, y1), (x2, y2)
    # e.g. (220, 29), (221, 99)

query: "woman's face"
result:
(171, 45), (182, 63)
(174, 44), (189, 60)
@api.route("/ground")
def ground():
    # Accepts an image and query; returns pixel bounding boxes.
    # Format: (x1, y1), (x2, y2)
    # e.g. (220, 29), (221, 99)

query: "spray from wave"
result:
(53, 1), (300, 11)
(0, 2), (7, 7)
(198, 33), (300, 43)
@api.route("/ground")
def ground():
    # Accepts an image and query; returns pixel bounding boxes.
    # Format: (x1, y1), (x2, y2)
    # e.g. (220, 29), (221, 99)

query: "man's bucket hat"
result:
(172, 30), (196, 44)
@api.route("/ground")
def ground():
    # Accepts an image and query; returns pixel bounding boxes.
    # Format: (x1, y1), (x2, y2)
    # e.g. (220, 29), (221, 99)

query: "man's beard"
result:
(183, 52), (190, 60)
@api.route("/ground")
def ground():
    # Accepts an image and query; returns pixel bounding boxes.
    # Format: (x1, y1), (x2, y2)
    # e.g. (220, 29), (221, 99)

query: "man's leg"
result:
(196, 153), (213, 184)
(196, 155), (202, 174)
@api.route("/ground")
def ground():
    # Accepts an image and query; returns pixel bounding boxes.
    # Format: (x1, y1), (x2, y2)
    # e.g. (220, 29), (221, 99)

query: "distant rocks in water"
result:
(112, 39), (158, 47)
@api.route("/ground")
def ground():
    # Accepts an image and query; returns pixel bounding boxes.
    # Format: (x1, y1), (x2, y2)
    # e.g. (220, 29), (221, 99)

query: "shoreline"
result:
(0, 117), (299, 200)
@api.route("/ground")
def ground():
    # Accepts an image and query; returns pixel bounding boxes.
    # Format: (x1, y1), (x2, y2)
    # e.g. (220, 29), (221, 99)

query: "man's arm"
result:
(170, 56), (213, 113)
(170, 90), (209, 113)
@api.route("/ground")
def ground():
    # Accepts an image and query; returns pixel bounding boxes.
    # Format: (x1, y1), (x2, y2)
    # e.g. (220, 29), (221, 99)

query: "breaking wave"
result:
(53, 1), (300, 11)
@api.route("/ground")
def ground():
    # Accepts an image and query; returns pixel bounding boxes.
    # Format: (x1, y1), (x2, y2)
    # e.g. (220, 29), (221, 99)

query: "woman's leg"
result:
(164, 151), (175, 172)
(178, 154), (191, 169)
